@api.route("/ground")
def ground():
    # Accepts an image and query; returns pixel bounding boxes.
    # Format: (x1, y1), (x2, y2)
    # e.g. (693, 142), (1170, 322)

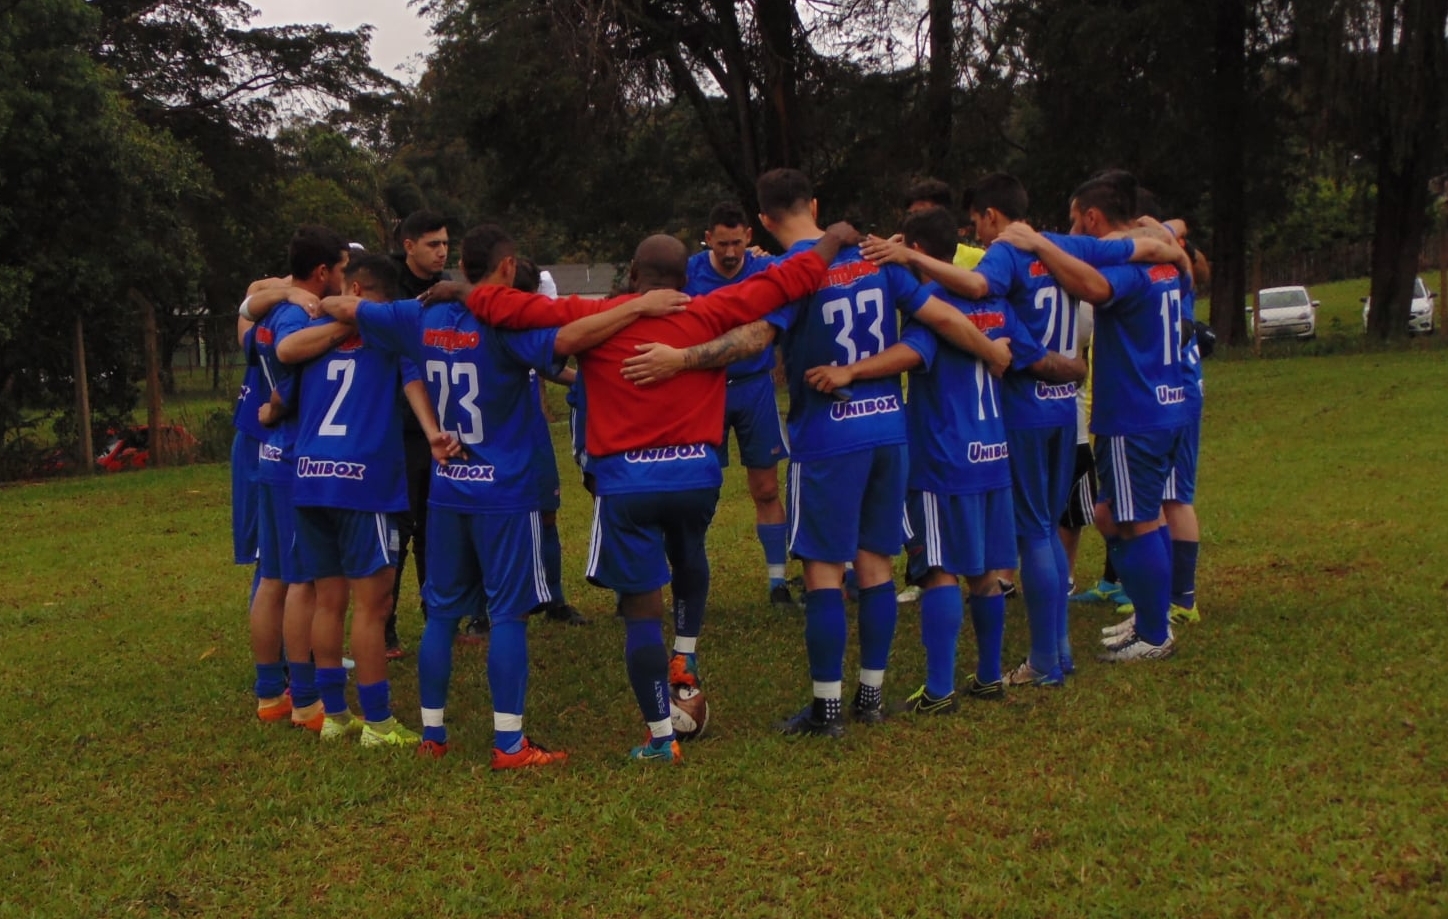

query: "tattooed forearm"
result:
(682, 321), (776, 370)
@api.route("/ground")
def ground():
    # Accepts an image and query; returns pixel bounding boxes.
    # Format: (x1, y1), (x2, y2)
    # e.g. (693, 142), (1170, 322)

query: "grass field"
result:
(3, 344), (1447, 917)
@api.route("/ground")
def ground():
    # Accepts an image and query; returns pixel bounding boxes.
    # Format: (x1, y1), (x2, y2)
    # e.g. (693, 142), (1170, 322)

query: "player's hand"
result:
(634, 288), (690, 317)
(986, 338), (1012, 378)
(823, 221), (862, 248)
(421, 280), (473, 306)
(747, 245), (770, 258)
(860, 233), (909, 265)
(621, 342), (687, 385)
(804, 364), (854, 394)
(428, 430), (465, 465)
(289, 287), (322, 318)
(994, 222), (1044, 253)
(258, 403), (281, 427)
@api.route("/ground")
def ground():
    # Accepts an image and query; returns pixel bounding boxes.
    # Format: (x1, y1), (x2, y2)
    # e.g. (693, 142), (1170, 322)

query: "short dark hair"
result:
(1071, 170), (1137, 225)
(901, 206), (959, 264)
(756, 168), (813, 222)
(343, 252), (400, 301)
(904, 178), (954, 210)
(707, 202), (750, 231)
(288, 226), (349, 280)
(399, 209), (447, 243)
(512, 256), (540, 294)
(459, 223), (516, 284)
(963, 173), (1029, 221)
(1134, 186), (1165, 221)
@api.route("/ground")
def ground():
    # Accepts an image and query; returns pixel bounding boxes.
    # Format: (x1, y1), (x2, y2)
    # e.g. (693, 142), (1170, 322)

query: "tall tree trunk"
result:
(1366, 0), (1448, 339)
(1209, 0), (1250, 345)
(925, 0), (953, 177)
(755, 0), (798, 168)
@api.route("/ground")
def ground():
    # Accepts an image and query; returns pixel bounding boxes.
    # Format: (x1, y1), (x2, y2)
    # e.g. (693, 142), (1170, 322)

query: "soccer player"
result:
(681, 202), (794, 611)
(803, 206), (1085, 710)
(903, 178), (986, 268)
(322, 228), (680, 765)
(1066, 170), (1190, 662)
(454, 222), (864, 761)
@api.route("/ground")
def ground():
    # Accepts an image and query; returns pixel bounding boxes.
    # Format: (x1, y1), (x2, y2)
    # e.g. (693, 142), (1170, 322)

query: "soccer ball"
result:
(669, 684), (710, 741)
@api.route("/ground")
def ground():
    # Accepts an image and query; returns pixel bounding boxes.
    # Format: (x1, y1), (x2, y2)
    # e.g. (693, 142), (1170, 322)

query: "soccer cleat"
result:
(895, 685), (959, 716)
(776, 704), (845, 738)
(1097, 630), (1176, 663)
(256, 691), (292, 723)
(668, 653), (699, 690)
(457, 618), (489, 645)
(999, 578), (1018, 599)
(291, 700), (325, 733)
(1060, 653), (1076, 676)
(384, 641), (406, 661)
(319, 710), (364, 742)
(1004, 659), (1064, 687)
(492, 736), (568, 770)
(1115, 601), (1135, 616)
(895, 585), (922, 604)
(1102, 614), (1137, 640)
(416, 739), (449, 759)
(544, 602), (590, 626)
(961, 675), (1006, 701)
(1070, 580), (1125, 604)
(360, 716), (422, 749)
(769, 583), (796, 610)
(850, 687), (888, 724)
(1169, 603), (1201, 625)
(628, 736), (683, 763)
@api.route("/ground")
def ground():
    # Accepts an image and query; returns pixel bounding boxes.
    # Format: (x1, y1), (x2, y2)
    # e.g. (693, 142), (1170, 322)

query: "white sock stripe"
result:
(493, 712), (524, 732)
(421, 707), (446, 728)
(647, 717), (674, 739)
(812, 680), (843, 699)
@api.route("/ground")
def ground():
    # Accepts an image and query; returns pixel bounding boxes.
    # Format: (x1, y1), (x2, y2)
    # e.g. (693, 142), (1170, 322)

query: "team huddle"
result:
(232, 166), (1207, 766)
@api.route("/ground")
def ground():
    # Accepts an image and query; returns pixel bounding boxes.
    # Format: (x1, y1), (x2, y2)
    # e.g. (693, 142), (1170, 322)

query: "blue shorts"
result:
(424, 507), (550, 623)
(294, 507), (399, 581)
(787, 444), (907, 563)
(569, 406), (588, 470)
(719, 373), (788, 469)
(1006, 422), (1077, 539)
(904, 488), (1016, 581)
(1095, 428), (1183, 525)
(1163, 415), (1199, 505)
(256, 479), (304, 584)
(231, 432), (261, 565)
(586, 488), (718, 594)
(536, 446), (562, 513)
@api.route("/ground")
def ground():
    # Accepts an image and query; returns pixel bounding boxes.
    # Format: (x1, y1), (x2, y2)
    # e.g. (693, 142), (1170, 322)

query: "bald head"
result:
(630, 234), (689, 292)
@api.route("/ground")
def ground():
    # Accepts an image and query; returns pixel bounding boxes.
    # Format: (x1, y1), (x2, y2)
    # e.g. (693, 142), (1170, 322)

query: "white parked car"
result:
(1361, 277), (1436, 334)
(1249, 286), (1318, 340)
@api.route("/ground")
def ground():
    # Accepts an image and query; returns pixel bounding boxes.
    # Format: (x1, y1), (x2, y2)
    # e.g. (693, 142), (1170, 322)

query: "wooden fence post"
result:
(73, 315), (94, 474)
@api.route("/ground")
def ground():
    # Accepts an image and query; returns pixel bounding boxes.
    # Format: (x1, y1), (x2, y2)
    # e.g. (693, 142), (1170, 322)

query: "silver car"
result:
(1361, 277), (1437, 334)
(1249, 286), (1318, 341)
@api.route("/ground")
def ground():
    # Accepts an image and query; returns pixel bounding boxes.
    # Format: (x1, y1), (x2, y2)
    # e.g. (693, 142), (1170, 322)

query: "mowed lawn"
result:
(3, 345), (1446, 918)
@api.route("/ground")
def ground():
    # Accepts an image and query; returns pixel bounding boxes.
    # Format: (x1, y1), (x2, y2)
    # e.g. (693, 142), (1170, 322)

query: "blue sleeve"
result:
(975, 244), (1017, 298)
(272, 304), (309, 342)
(1048, 233), (1134, 268)
(1097, 264), (1148, 310)
(899, 320), (939, 372)
(764, 302), (799, 333)
(886, 265), (931, 315)
(1001, 308), (1046, 370)
(498, 327), (562, 374)
(400, 357), (421, 386)
(356, 300), (424, 365)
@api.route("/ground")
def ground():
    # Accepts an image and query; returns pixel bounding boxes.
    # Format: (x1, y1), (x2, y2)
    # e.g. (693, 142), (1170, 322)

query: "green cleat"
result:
(360, 716), (422, 749)
(1169, 603), (1201, 625)
(894, 685), (959, 715)
(319, 710), (364, 742)
(961, 675), (1006, 701)
(1070, 580), (1126, 604)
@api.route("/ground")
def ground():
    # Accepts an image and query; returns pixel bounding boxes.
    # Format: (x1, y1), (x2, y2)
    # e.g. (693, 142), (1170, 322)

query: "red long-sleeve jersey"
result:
(466, 249), (827, 458)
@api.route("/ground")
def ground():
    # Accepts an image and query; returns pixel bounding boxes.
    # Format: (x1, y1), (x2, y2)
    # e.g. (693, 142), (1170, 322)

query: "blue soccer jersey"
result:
(233, 329), (269, 443)
(289, 317), (408, 513)
(1091, 262), (1191, 436)
(355, 299), (562, 514)
(251, 303), (308, 485)
(766, 240), (932, 461)
(685, 249), (777, 380)
(1179, 283), (1204, 416)
(975, 234), (1134, 430)
(900, 289), (1045, 495)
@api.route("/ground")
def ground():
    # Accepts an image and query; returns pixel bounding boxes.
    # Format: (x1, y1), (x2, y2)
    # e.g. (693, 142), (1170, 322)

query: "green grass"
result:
(3, 349), (1447, 917)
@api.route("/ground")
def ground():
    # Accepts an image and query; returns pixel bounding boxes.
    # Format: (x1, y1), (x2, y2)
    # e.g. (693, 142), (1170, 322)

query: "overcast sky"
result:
(250, 1), (436, 81)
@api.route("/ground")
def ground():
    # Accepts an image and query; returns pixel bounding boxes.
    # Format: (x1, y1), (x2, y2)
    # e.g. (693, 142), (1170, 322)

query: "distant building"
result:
(541, 263), (625, 299)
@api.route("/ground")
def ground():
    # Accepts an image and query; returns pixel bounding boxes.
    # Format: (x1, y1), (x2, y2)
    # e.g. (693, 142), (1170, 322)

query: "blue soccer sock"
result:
(1111, 531), (1172, 645)
(1172, 539), (1199, 610)
(287, 661), (318, 708)
(254, 662), (287, 700)
(417, 616), (456, 744)
(1051, 536), (1072, 666)
(920, 583), (964, 698)
(542, 517), (565, 605)
(623, 617), (672, 732)
(757, 523), (788, 588)
(857, 582), (898, 674)
(357, 679), (391, 725)
(968, 592), (1005, 684)
(488, 619), (529, 752)
(803, 588), (848, 684)
(1018, 535), (1063, 675)
(316, 666), (348, 716)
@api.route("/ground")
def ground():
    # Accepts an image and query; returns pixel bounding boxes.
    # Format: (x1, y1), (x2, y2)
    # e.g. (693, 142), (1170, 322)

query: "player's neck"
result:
(293, 278), (328, 299)
(769, 216), (822, 251)
(405, 258), (434, 281)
